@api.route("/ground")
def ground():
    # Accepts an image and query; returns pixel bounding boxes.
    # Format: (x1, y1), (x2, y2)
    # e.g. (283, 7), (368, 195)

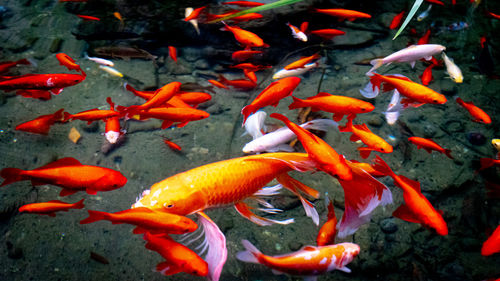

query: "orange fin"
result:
(156, 261), (182, 276)
(35, 157), (82, 170)
(358, 147), (373, 159)
(234, 202), (294, 226)
(398, 174), (422, 193)
(59, 189), (78, 197)
(393, 204), (420, 223)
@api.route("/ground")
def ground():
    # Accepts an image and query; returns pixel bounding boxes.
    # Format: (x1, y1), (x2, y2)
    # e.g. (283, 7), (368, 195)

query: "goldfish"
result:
(236, 239), (360, 279)
(209, 12), (263, 23)
(417, 29), (431, 45)
(313, 8), (371, 21)
(361, 73), (447, 107)
(143, 232), (209, 276)
(231, 50), (262, 62)
(479, 158), (500, 171)
(222, 1), (264, 7)
(185, 7), (200, 35)
(230, 63), (271, 72)
(15, 89), (52, 100)
(417, 5), (432, 21)
(441, 52), (463, 83)
(218, 75), (256, 90)
(104, 97), (122, 144)
(99, 65), (123, 77)
(284, 54), (320, 70)
(288, 92), (374, 122)
(241, 77), (301, 124)
(134, 106), (209, 129)
(488, 11), (500, 19)
(0, 157), (127, 196)
(0, 73), (85, 95)
(273, 62), (319, 79)
(243, 118), (337, 154)
(271, 113), (352, 181)
(316, 195), (337, 246)
(15, 108), (65, 135)
(63, 107), (120, 124)
(339, 117), (393, 159)
(408, 136), (453, 159)
(80, 207), (196, 234)
(220, 22), (268, 48)
(286, 22), (307, 42)
(183, 6), (205, 21)
(244, 70), (257, 83)
(308, 29), (346, 40)
(367, 44), (445, 73)
(455, 97), (491, 124)
(19, 199), (84, 217)
(208, 79), (228, 89)
(84, 52), (114, 67)
(482, 224), (500, 256)
(121, 81), (181, 113)
(425, 0), (444, 5)
(419, 63), (435, 85)
(373, 156), (448, 235)
(346, 160), (388, 177)
(176, 91), (211, 106)
(164, 139), (182, 151)
(113, 12), (123, 22)
(389, 10), (405, 29)
(168, 46), (177, 62)
(76, 15), (100, 21)
(0, 58), (32, 74)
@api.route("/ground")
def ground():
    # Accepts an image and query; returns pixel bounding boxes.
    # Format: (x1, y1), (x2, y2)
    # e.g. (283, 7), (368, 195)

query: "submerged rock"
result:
(466, 131), (486, 145)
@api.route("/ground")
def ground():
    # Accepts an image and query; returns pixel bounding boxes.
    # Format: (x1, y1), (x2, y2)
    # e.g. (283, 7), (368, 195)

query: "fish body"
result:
(168, 46), (177, 62)
(232, 50), (262, 61)
(287, 23), (307, 42)
(408, 137), (453, 159)
(313, 8), (371, 21)
(230, 63), (271, 72)
(177, 91), (211, 105)
(368, 44), (445, 73)
(85, 53), (114, 67)
(15, 89), (52, 100)
(425, 0), (444, 5)
(284, 54), (319, 70)
(417, 5), (432, 21)
(455, 97), (491, 124)
(183, 6), (205, 21)
(221, 23), (267, 48)
(273, 62), (319, 79)
(479, 158), (500, 170)
(389, 11), (405, 29)
(241, 77), (301, 124)
(237, 240), (360, 278)
(0, 73), (85, 93)
(19, 199), (84, 216)
(0, 157), (127, 196)
(104, 97), (122, 144)
(185, 7), (200, 35)
(316, 196), (337, 246)
(244, 111), (266, 140)
(76, 15), (100, 21)
(482, 224), (500, 256)
(373, 156), (448, 235)
(64, 108), (120, 124)
(124, 81), (182, 113)
(442, 52), (463, 83)
(0, 58), (32, 74)
(15, 108), (65, 135)
(99, 65), (123, 77)
(218, 75), (256, 90)
(419, 64), (434, 85)
(309, 29), (345, 40)
(339, 117), (393, 159)
(164, 139), (182, 151)
(288, 92), (374, 122)
(136, 106), (209, 129)
(417, 29), (431, 45)
(93, 46), (157, 60)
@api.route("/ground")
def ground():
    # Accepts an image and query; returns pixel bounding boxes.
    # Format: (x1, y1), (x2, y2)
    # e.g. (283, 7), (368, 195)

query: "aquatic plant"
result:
(393, 0), (423, 40)
(207, 0), (303, 23)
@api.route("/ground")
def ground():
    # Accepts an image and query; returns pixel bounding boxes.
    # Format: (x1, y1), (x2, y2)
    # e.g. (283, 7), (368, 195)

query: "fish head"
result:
(184, 256), (209, 277)
(450, 73), (463, 83)
(376, 142), (393, 154)
(430, 94), (447, 104)
(95, 170), (127, 191)
(492, 139), (500, 152)
(359, 102), (375, 113)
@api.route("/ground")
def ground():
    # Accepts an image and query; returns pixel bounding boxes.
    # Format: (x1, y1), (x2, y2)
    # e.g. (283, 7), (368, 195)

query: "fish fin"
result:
(358, 147), (373, 159)
(349, 134), (360, 142)
(372, 155), (395, 177)
(271, 269), (286, 275)
(288, 96), (306, 110)
(338, 266), (351, 273)
(50, 88), (64, 95)
(354, 123), (371, 132)
(303, 119), (338, 132)
(73, 199), (85, 209)
(398, 175), (422, 193)
(480, 158), (496, 170)
(338, 117), (353, 133)
(393, 204), (420, 223)
(236, 239), (261, 264)
(443, 149), (453, 159)
(80, 210), (108, 224)
(86, 188), (98, 195)
(360, 79), (380, 98)
(277, 173), (319, 225)
(0, 168), (25, 187)
(176, 121), (189, 128)
(234, 202), (294, 226)
(333, 113), (344, 122)
(59, 189), (78, 197)
(132, 227), (146, 234)
(161, 120), (174, 129)
(196, 212), (227, 281)
(156, 261), (182, 276)
(35, 157), (82, 170)
(410, 61), (416, 68)
(241, 105), (255, 125)
(367, 59), (384, 74)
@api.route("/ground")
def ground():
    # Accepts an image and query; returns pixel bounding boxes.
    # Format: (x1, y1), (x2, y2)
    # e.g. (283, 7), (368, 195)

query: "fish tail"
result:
(277, 173), (319, 225)
(0, 168), (26, 187)
(302, 119), (338, 131)
(338, 117), (353, 132)
(62, 112), (72, 122)
(236, 239), (262, 264)
(367, 59), (384, 74)
(241, 105), (255, 126)
(79, 210), (109, 224)
(444, 149), (453, 159)
(480, 158), (496, 171)
(73, 199), (85, 209)
(288, 96), (307, 110)
(371, 155), (395, 177)
(360, 75), (381, 98)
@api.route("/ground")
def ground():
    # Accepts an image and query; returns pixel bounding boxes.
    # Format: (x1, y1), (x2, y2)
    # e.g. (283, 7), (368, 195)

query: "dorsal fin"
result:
(398, 175), (422, 193)
(354, 123), (371, 132)
(315, 92), (331, 97)
(386, 75), (412, 82)
(302, 246), (317, 251)
(47, 200), (65, 204)
(35, 157), (82, 170)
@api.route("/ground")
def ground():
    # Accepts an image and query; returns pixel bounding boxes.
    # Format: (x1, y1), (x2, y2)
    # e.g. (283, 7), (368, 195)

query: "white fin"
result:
(301, 119), (339, 131)
(303, 276), (318, 281)
(253, 184), (283, 196)
(272, 269), (286, 275)
(384, 89), (402, 125)
(338, 266), (351, 273)
(236, 239), (261, 264)
(410, 61), (416, 68)
(196, 212), (227, 281)
(360, 81), (380, 98)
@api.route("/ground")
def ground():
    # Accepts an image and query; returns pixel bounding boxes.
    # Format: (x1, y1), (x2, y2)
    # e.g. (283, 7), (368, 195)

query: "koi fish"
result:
(0, 73), (85, 95)
(168, 46), (177, 62)
(408, 136), (453, 159)
(143, 232), (209, 276)
(455, 97), (491, 124)
(222, 1), (264, 7)
(270, 113), (352, 181)
(482, 224), (500, 256)
(417, 5), (432, 21)
(104, 97), (123, 144)
(417, 29), (431, 45)
(15, 108), (65, 135)
(243, 111), (267, 140)
(63, 107), (120, 124)
(84, 53), (114, 67)
(241, 77), (301, 124)
(339, 117), (393, 159)
(316, 196), (337, 246)
(231, 50), (262, 62)
(19, 199), (84, 217)
(273, 62), (319, 79)
(0, 157), (127, 196)
(389, 10), (405, 29)
(288, 92), (374, 122)
(164, 139), (182, 151)
(419, 63), (435, 85)
(236, 239), (360, 279)
(287, 22), (307, 42)
(218, 75), (256, 90)
(243, 118), (338, 153)
(442, 52), (463, 83)
(0, 58), (32, 74)
(361, 73), (447, 107)
(134, 106), (209, 129)
(313, 8), (371, 21)
(185, 7), (200, 35)
(99, 65), (123, 77)
(479, 158), (500, 171)
(220, 22), (268, 48)
(373, 156), (448, 235)
(183, 6), (205, 21)
(80, 207), (196, 234)
(284, 54), (320, 70)
(367, 44), (445, 73)
(308, 29), (345, 40)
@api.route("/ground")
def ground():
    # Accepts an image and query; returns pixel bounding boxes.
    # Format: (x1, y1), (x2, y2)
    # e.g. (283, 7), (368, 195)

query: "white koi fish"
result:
(383, 89), (403, 125)
(99, 65), (123, 78)
(442, 52), (463, 83)
(273, 62), (319, 79)
(243, 111), (267, 140)
(84, 52), (114, 67)
(287, 22), (307, 42)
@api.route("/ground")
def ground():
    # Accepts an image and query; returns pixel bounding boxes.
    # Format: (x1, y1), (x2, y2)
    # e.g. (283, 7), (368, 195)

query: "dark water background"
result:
(0, 0), (499, 280)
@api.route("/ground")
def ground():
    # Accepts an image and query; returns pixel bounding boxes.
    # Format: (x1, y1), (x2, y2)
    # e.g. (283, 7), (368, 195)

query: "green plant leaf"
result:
(207, 0), (303, 24)
(393, 0), (423, 40)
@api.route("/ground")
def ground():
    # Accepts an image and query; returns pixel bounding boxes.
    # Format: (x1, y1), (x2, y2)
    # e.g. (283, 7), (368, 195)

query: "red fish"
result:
(408, 136), (453, 159)
(482, 224), (500, 256)
(177, 91), (212, 106)
(479, 158), (500, 170)
(168, 46), (177, 62)
(143, 232), (209, 276)
(419, 63), (435, 85)
(230, 63), (271, 72)
(373, 156), (448, 235)
(316, 196), (337, 246)
(221, 23), (268, 48)
(135, 106), (210, 129)
(208, 79), (228, 89)
(231, 50), (262, 62)
(313, 8), (371, 21)
(19, 199), (84, 217)
(64, 108), (120, 124)
(218, 75), (256, 90)
(0, 58), (32, 74)
(15, 89), (52, 100)
(56, 53), (83, 74)
(339, 117), (393, 159)
(244, 70), (257, 83)
(15, 108), (65, 135)
(488, 12), (500, 19)
(76, 15), (100, 21)
(0, 157), (127, 196)
(80, 207), (197, 234)
(183, 6), (205, 21)
(309, 29), (346, 40)
(241, 77), (301, 124)
(121, 81), (181, 113)
(0, 73), (85, 95)
(455, 97), (491, 124)
(417, 29), (431, 45)
(389, 11), (405, 29)
(222, 1), (264, 7)
(425, 0), (444, 5)
(164, 139), (182, 151)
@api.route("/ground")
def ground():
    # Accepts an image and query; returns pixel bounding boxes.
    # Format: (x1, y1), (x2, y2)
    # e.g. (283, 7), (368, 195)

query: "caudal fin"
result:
(367, 59), (384, 74)
(480, 158), (496, 170)
(79, 210), (109, 224)
(301, 119), (338, 132)
(73, 199), (85, 209)
(0, 168), (26, 187)
(338, 117), (353, 132)
(236, 239), (262, 264)
(372, 155), (395, 177)
(444, 149), (453, 159)
(288, 96), (307, 110)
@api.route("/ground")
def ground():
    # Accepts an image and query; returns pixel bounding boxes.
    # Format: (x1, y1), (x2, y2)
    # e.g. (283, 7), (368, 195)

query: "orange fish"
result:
(286, 22), (307, 42)
(168, 46), (177, 62)
(63, 108), (120, 124)
(479, 158), (500, 170)
(288, 92), (374, 122)
(231, 50), (262, 62)
(309, 29), (345, 40)
(164, 138), (182, 151)
(419, 63), (434, 85)
(408, 136), (453, 159)
(347, 160), (387, 177)
(0, 73), (85, 95)
(389, 11), (405, 29)
(121, 81), (181, 113)
(241, 77), (301, 124)
(236, 240), (360, 278)
(244, 70), (257, 83)
(0, 58), (32, 74)
(316, 196), (337, 246)
(222, 1), (264, 7)
(339, 117), (393, 159)
(417, 29), (431, 45)
(177, 91), (212, 106)
(270, 113), (352, 181)
(19, 199), (84, 217)
(184, 6), (206, 21)
(482, 224), (500, 256)
(313, 8), (371, 21)
(455, 97), (491, 124)
(208, 11), (263, 23)
(0, 157), (127, 196)
(373, 156), (448, 235)
(104, 97), (122, 144)
(76, 15), (100, 21)
(221, 22), (268, 48)
(218, 75), (256, 90)
(80, 207), (197, 234)
(284, 54), (320, 70)
(230, 63), (271, 72)
(143, 232), (209, 276)
(135, 106), (209, 129)
(15, 108), (65, 135)
(208, 79), (228, 89)
(488, 11), (500, 19)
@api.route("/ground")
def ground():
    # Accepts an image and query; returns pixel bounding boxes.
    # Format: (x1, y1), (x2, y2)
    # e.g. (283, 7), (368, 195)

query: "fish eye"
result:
(433, 99), (438, 103)
(164, 203), (174, 208)
(380, 148), (385, 151)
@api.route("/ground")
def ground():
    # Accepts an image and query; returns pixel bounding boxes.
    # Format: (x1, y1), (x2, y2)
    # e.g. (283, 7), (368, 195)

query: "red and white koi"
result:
(286, 22), (307, 42)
